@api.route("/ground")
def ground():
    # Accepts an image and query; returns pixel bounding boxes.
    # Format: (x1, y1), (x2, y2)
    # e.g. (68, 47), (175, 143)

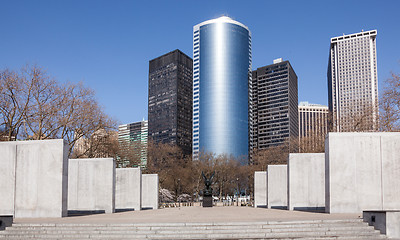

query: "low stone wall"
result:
(363, 210), (400, 238)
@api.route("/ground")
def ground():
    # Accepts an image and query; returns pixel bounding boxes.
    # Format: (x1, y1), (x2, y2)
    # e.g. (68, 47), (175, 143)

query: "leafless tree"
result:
(146, 141), (194, 201)
(340, 101), (378, 132)
(146, 143), (256, 202)
(0, 65), (117, 156)
(0, 67), (34, 141)
(72, 129), (119, 159)
(116, 138), (146, 167)
(380, 72), (400, 131)
(299, 129), (325, 153)
(251, 136), (298, 170)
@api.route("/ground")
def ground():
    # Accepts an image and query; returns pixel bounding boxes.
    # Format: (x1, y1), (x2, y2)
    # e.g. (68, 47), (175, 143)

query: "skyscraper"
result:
(148, 49), (193, 155)
(298, 102), (329, 152)
(118, 120), (148, 167)
(251, 58), (298, 158)
(192, 16), (252, 161)
(328, 30), (378, 132)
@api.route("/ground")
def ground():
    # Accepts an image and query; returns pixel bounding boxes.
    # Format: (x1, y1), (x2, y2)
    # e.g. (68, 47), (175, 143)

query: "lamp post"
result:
(178, 178), (181, 207)
(236, 177), (239, 206)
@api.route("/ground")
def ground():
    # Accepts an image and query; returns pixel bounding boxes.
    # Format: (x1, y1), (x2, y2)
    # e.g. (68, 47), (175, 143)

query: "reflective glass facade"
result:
(118, 120), (148, 167)
(193, 17), (251, 161)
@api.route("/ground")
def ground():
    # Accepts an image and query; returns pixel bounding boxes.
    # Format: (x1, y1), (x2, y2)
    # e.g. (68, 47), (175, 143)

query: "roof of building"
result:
(194, 16), (250, 33)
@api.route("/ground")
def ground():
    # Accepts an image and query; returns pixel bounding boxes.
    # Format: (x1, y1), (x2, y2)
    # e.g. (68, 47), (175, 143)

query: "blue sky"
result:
(1, 0), (399, 125)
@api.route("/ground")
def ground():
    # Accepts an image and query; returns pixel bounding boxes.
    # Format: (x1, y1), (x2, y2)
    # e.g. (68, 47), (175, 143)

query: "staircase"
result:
(0, 219), (386, 239)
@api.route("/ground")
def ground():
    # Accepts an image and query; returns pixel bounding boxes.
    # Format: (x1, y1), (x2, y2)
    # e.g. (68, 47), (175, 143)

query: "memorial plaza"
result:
(1, 207), (389, 239)
(1, 132), (400, 239)
(11, 206), (360, 224)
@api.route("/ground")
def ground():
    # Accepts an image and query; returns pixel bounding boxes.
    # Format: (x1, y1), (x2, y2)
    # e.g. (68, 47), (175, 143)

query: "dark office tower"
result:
(251, 58), (299, 159)
(148, 49), (193, 155)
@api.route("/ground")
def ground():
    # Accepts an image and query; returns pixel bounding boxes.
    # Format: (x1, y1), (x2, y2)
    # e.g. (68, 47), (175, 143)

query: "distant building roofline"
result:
(299, 101), (328, 108)
(331, 29), (377, 43)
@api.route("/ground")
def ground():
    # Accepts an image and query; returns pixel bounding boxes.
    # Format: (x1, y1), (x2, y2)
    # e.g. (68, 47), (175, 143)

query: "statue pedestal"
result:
(203, 195), (213, 207)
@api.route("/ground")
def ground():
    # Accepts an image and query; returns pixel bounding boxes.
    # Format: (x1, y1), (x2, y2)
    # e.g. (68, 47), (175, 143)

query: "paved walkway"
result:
(13, 206), (361, 224)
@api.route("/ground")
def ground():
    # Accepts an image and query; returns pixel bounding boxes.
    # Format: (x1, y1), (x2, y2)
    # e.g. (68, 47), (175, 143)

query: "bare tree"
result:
(0, 65), (117, 156)
(251, 136), (298, 170)
(116, 138), (146, 167)
(0, 67), (34, 141)
(340, 101), (378, 132)
(299, 129), (325, 153)
(21, 66), (117, 156)
(380, 72), (400, 131)
(22, 66), (61, 140)
(146, 143), (262, 203)
(72, 129), (119, 159)
(0, 127), (7, 141)
(146, 141), (194, 201)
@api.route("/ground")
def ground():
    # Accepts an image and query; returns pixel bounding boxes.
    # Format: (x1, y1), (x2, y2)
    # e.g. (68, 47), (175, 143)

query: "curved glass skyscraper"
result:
(192, 16), (252, 161)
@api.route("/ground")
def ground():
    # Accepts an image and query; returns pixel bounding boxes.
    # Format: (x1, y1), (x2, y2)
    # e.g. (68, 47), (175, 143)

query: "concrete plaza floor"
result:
(13, 206), (361, 224)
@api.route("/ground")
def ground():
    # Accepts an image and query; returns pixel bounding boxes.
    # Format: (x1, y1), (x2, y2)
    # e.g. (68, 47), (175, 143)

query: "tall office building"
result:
(298, 102), (329, 152)
(328, 30), (378, 132)
(148, 49), (193, 155)
(192, 16), (252, 162)
(251, 58), (298, 158)
(118, 120), (148, 167)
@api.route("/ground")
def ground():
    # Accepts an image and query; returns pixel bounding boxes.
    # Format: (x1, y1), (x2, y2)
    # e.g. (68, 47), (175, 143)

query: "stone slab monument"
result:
(0, 139), (68, 218)
(0, 144), (17, 216)
(325, 132), (400, 213)
(254, 171), (267, 208)
(115, 168), (142, 211)
(141, 174), (159, 210)
(68, 158), (116, 214)
(267, 165), (287, 209)
(202, 171), (214, 207)
(288, 153), (325, 211)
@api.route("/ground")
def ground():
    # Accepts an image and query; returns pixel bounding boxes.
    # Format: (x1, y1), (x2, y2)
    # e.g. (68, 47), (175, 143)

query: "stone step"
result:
(0, 234), (386, 240)
(2, 227), (376, 235)
(8, 219), (366, 227)
(7, 221), (370, 229)
(4, 222), (371, 230)
(1, 225), (378, 234)
(0, 228), (384, 237)
(0, 236), (386, 240)
(0, 219), (387, 240)
(0, 232), (382, 239)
